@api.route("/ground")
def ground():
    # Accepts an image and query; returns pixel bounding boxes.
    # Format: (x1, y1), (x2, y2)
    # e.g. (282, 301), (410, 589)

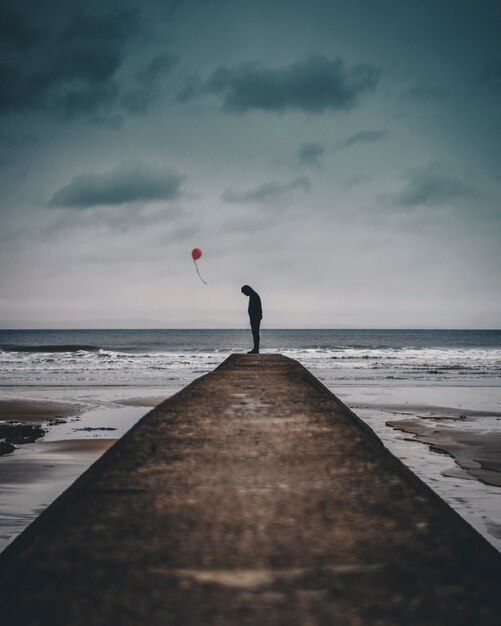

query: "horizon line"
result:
(1, 327), (500, 332)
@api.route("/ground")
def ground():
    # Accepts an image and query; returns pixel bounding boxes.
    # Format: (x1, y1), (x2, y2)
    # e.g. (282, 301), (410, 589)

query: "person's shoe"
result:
(247, 349), (259, 354)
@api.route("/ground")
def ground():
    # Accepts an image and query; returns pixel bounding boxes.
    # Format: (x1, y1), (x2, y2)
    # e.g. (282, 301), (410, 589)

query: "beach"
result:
(1, 328), (500, 552)
(3, 354), (500, 626)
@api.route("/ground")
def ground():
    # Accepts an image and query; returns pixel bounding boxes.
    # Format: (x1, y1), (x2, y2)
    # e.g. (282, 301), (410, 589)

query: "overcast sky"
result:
(1, 0), (500, 328)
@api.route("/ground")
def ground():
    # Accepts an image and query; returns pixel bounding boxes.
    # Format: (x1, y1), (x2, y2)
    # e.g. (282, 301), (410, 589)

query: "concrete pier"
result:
(1, 354), (500, 625)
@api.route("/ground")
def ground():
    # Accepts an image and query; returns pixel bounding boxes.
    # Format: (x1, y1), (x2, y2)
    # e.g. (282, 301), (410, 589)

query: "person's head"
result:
(241, 285), (252, 296)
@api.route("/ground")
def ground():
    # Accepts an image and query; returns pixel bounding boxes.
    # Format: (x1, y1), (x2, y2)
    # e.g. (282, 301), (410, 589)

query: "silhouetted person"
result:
(241, 285), (262, 353)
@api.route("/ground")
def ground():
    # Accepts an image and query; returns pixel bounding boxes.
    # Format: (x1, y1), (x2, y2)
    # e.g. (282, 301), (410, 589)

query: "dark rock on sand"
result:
(47, 417), (68, 426)
(0, 423), (46, 445)
(0, 441), (15, 456)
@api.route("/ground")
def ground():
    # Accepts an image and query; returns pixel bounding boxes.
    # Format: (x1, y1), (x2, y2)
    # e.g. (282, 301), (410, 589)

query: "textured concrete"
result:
(1, 354), (501, 625)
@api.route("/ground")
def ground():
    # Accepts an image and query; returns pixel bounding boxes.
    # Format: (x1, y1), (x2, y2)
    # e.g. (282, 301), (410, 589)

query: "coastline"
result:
(1, 328), (500, 555)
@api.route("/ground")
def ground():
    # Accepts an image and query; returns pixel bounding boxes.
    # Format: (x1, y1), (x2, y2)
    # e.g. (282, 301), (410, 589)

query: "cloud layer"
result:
(185, 55), (380, 114)
(339, 129), (388, 149)
(0, 8), (137, 119)
(222, 176), (311, 205)
(392, 165), (475, 208)
(50, 161), (184, 208)
(297, 142), (325, 168)
(0, 7), (178, 122)
(121, 52), (179, 115)
(1, 1), (500, 328)
(0, 6), (40, 50)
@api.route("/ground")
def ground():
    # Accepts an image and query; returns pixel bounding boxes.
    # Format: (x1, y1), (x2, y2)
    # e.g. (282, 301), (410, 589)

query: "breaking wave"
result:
(1, 340), (500, 387)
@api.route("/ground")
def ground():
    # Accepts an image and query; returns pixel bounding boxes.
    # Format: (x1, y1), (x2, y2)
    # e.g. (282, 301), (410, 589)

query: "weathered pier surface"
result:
(1, 354), (501, 625)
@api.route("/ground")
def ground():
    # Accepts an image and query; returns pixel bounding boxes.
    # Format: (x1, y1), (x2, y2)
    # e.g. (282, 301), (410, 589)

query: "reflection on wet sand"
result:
(387, 418), (501, 488)
(0, 397), (150, 551)
(0, 438), (116, 549)
(0, 399), (82, 423)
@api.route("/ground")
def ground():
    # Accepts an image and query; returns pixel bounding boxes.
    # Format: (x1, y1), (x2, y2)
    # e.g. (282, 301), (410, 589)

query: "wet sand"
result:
(0, 439), (116, 549)
(116, 395), (170, 408)
(387, 418), (501, 487)
(356, 402), (501, 421)
(352, 400), (501, 489)
(0, 397), (151, 550)
(0, 399), (83, 423)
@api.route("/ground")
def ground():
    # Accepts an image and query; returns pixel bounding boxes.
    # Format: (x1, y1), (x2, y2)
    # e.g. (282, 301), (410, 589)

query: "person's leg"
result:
(250, 319), (260, 353)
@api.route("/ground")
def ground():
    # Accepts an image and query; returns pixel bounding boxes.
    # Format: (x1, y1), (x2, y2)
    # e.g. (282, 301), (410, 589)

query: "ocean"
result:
(2, 328), (501, 387)
(1, 328), (501, 551)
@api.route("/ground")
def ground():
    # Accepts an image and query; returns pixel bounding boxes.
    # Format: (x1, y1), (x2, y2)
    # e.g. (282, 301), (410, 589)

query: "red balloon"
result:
(191, 247), (202, 261)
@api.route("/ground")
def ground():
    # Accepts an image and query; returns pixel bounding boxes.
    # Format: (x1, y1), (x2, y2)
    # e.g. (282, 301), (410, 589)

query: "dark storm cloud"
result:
(0, 7), (40, 50)
(121, 52), (179, 114)
(50, 160), (184, 208)
(391, 165), (475, 208)
(165, 0), (189, 19)
(135, 53), (179, 86)
(185, 55), (380, 113)
(60, 7), (138, 46)
(52, 9), (137, 119)
(297, 142), (324, 168)
(0, 7), (175, 121)
(222, 176), (311, 205)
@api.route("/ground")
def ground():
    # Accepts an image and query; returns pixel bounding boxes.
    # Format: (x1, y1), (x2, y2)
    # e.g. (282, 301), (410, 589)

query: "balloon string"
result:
(193, 259), (207, 284)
